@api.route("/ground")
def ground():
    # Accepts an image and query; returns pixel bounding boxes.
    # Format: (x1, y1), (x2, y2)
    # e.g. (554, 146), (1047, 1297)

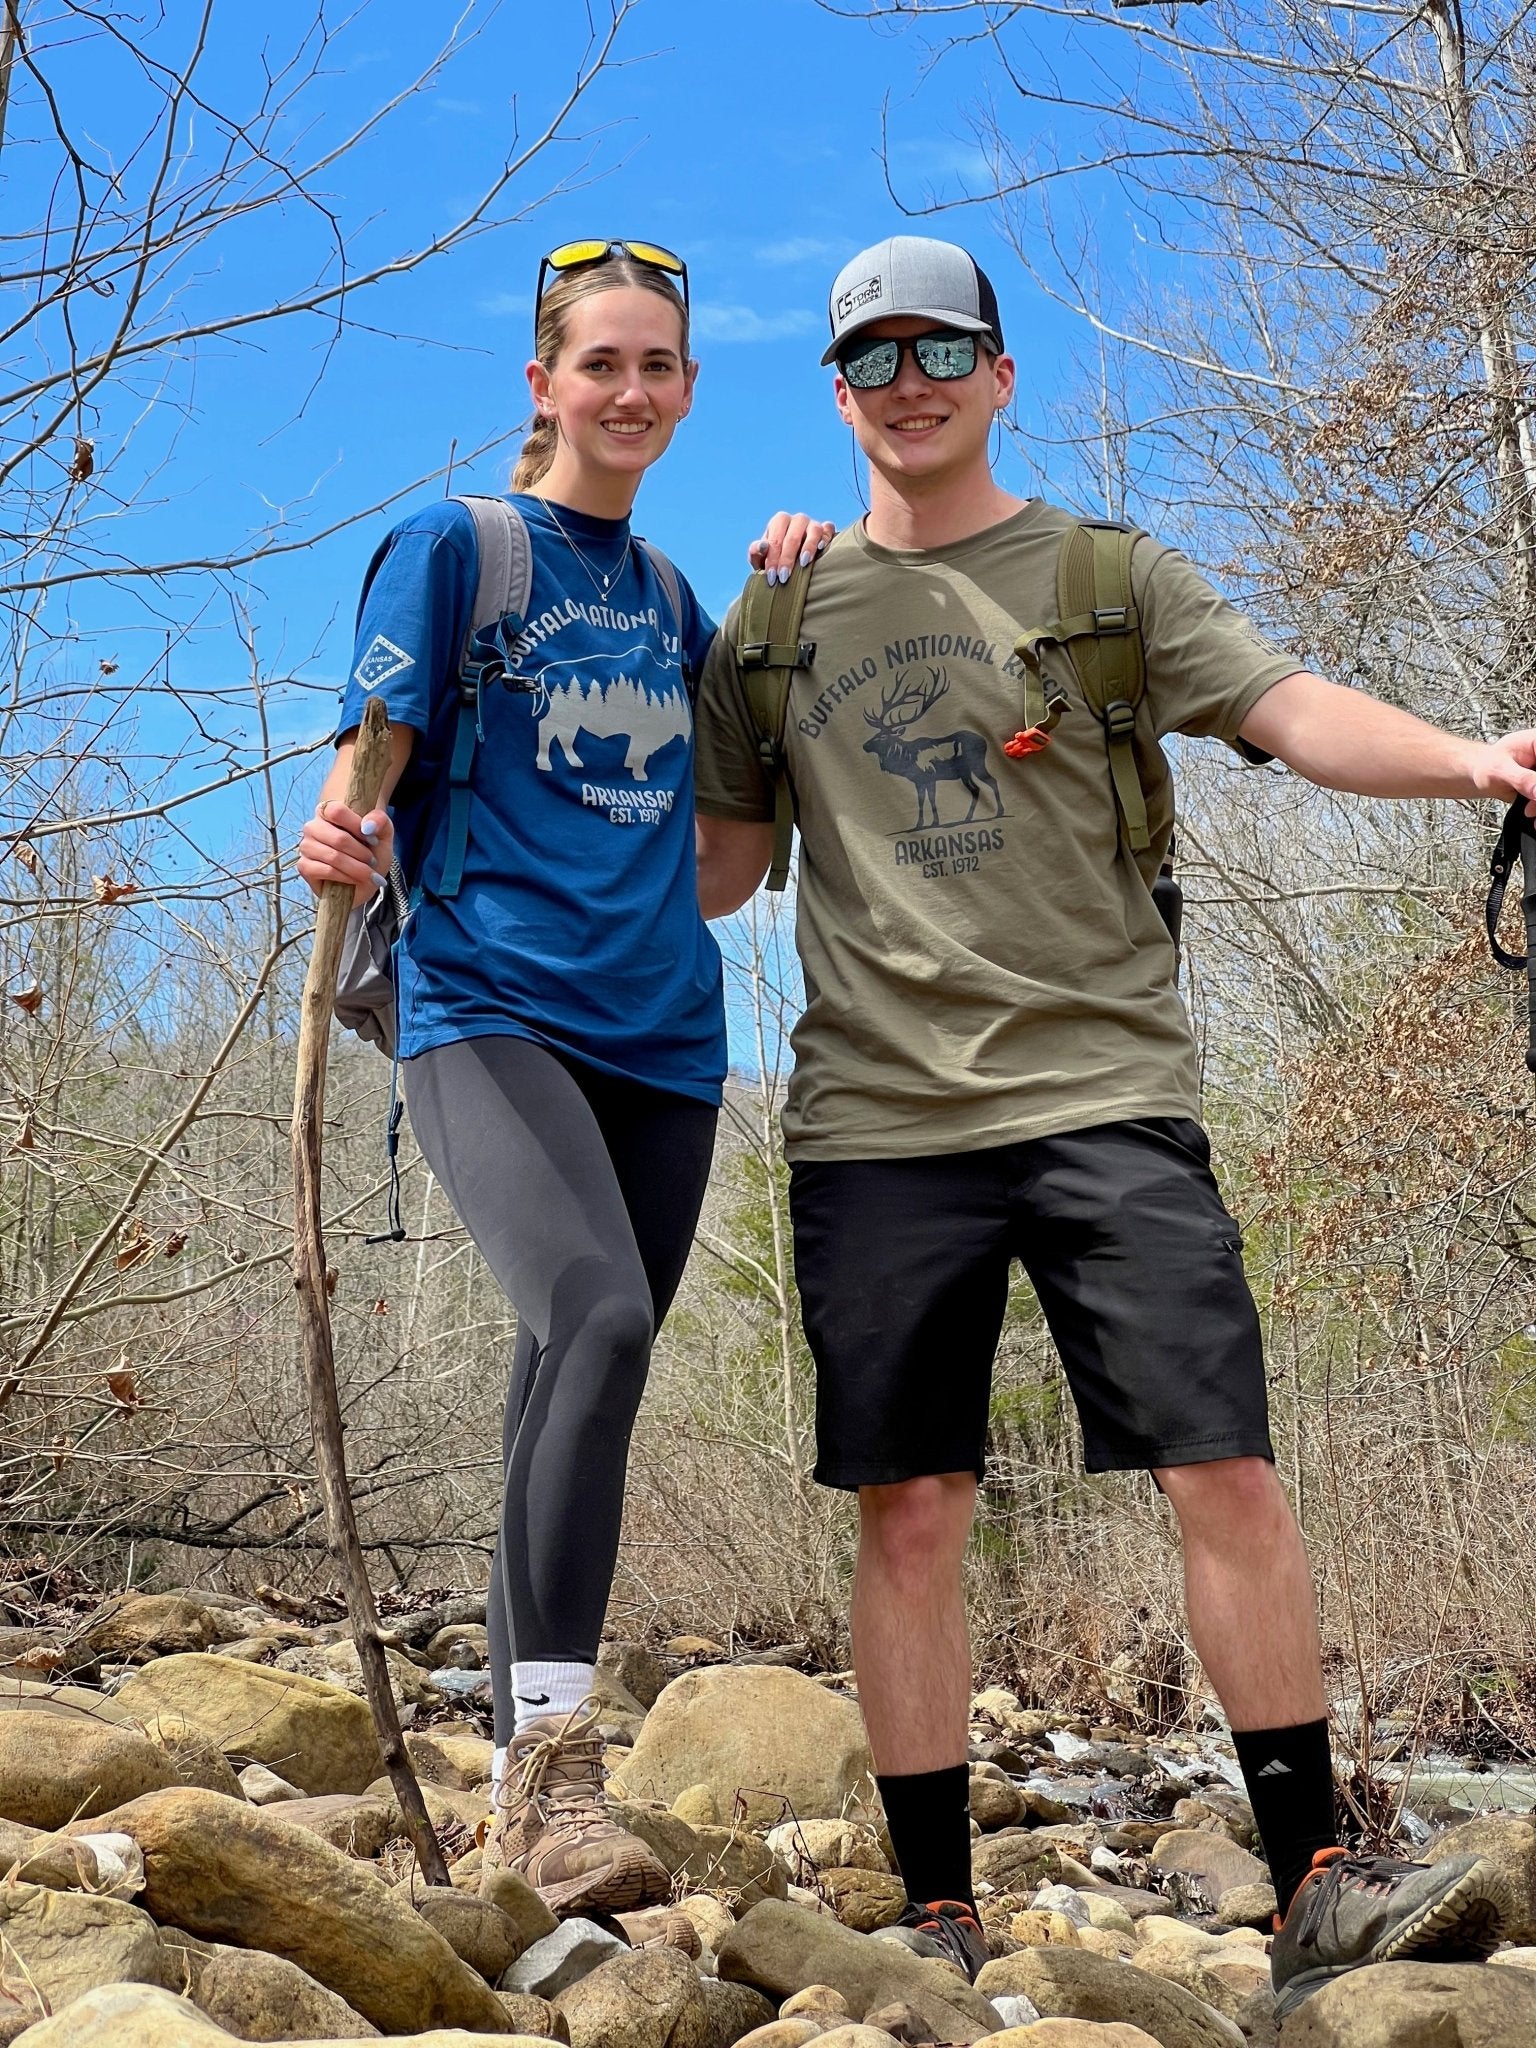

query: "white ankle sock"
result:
(512, 1659), (595, 1734)
(490, 1745), (507, 1795)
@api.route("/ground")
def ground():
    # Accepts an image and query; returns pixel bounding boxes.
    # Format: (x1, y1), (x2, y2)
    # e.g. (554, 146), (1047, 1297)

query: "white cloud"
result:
(754, 236), (844, 267)
(690, 304), (818, 344)
(479, 291), (532, 318)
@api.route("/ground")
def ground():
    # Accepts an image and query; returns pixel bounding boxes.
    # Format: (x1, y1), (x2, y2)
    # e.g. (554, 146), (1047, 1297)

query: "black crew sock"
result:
(877, 1764), (975, 1910)
(1232, 1717), (1339, 1917)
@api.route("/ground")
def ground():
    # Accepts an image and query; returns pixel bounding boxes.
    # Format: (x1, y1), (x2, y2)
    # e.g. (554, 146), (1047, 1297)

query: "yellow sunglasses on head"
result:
(534, 239), (689, 335)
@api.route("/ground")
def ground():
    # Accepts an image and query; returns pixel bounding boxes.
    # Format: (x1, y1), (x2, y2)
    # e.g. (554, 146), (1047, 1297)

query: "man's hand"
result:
(1239, 672), (1536, 813)
(1464, 728), (1536, 815)
(748, 511), (837, 584)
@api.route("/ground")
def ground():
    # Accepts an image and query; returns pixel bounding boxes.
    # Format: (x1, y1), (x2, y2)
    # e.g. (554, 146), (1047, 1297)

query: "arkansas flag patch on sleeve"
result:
(354, 635), (414, 691)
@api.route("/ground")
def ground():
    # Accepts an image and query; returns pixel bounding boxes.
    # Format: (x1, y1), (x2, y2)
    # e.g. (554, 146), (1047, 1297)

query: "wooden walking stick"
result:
(291, 695), (449, 1886)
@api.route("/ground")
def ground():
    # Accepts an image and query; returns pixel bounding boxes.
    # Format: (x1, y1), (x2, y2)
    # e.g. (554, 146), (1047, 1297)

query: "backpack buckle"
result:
(1105, 698), (1136, 742)
(1093, 606), (1131, 634)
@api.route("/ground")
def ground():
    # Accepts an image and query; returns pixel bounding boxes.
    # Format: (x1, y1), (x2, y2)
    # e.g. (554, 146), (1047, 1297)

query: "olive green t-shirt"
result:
(694, 501), (1298, 1160)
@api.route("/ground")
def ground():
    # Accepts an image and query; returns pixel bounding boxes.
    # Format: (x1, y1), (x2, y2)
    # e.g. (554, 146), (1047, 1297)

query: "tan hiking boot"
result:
(614, 1905), (702, 1956)
(480, 1702), (669, 1916)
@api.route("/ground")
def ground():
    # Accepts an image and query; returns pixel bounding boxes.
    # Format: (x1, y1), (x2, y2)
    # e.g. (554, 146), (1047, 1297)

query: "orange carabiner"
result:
(1003, 726), (1054, 759)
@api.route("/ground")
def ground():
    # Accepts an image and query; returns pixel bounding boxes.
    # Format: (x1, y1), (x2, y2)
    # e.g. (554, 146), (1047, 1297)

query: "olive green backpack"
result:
(734, 516), (1181, 942)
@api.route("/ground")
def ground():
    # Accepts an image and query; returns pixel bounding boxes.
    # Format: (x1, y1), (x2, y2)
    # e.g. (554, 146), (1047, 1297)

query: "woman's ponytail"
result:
(511, 412), (558, 492)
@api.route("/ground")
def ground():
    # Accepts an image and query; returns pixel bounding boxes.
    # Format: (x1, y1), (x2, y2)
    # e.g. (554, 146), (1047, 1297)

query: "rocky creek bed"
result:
(0, 1587), (1533, 2046)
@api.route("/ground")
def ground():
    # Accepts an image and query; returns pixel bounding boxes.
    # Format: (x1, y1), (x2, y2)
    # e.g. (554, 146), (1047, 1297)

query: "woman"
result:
(298, 239), (828, 1917)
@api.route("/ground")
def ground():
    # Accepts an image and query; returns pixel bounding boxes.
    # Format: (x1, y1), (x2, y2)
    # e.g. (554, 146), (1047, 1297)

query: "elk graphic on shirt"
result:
(862, 668), (1004, 828)
(534, 673), (690, 782)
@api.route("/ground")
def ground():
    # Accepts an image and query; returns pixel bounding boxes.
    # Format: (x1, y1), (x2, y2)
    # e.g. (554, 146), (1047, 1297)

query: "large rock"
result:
(74, 1787), (509, 2035)
(0, 1820), (144, 1899)
(700, 1979), (776, 2048)
(971, 1770), (1027, 1833)
(765, 1822), (887, 1882)
(557, 1945), (710, 2048)
(620, 1669), (876, 1824)
(991, 2028), (1160, 2046)
(0, 1680), (136, 1727)
(475, 1866), (559, 1953)
(1146, 1832), (1268, 1910)
(192, 1946), (380, 2038)
(1130, 1936), (1269, 2023)
(975, 1948), (1243, 2048)
(276, 1641), (441, 1711)
(261, 1794), (395, 1860)
(8, 1985), (232, 2045)
(498, 1992), (569, 2040)
(503, 1919), (630, 1998)
(600, 1642), (669, 1711)
(972, 1831), (1063, 1894)
(610, 1802), (789, 1911)
(717, 1899), (999, 2043)
(689, 1825), (791, 1910)
(406, 1731), (495, 1791)
(0, 1712), (179, 1829)
(7, 1981), (560, 2046)
(412, 1887), (523, 1983)
(80, 1595), (223, 1664)
(137, 1716), (246, 1800)
(114, 1656), (382, 1795)
(1278, 1958), (1536, 2045)
(820, 1868), (905, 1933)
(0, 1882), (170, 2036)
(1423, 1814), (1536, 1945)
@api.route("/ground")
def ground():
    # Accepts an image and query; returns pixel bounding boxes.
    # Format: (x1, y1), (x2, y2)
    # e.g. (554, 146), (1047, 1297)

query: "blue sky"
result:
(10, 0), (1134, 1055)
(17, 0), (1106, 709)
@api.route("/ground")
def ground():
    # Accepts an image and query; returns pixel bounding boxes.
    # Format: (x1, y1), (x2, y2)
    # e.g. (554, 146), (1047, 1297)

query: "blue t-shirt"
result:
(334, 495), (725, 1102)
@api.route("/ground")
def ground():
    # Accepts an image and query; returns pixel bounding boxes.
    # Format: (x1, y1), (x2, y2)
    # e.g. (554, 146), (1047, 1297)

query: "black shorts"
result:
(790, 1117), (1272, 1489)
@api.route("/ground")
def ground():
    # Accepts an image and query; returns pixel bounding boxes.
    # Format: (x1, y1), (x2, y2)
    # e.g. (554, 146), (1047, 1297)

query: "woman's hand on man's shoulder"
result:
(748, 512), (836, 586)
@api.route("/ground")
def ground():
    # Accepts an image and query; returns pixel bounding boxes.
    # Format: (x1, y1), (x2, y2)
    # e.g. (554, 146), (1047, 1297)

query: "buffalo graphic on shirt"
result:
(533, 672), (691, 783)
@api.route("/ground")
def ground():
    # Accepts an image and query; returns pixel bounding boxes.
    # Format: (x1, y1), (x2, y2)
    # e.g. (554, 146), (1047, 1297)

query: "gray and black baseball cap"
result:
(821, 236), (1004, 366)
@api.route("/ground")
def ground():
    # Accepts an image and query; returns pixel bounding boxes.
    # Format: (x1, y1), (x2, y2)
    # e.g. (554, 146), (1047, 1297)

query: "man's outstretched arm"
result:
(696, 816), (775, 919)
(1239, 671), (1536, 812)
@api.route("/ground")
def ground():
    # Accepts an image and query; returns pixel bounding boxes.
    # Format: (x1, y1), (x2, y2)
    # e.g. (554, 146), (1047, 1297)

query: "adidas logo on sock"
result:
(1257, 1759), (1293, 1778)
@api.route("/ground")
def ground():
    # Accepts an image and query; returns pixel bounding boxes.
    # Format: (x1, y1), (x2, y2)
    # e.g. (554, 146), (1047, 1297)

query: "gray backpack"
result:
(333, 494), (687, 1057)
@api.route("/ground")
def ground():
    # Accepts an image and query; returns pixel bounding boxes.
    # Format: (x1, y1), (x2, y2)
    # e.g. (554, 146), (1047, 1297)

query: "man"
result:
(693, 235), (1536, 2015)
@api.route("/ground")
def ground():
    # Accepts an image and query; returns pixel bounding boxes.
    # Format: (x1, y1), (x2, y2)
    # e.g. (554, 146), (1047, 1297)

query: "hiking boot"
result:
(614, 1905), (702, 1956)
(1271, 1846), (1510, 2017)
(873, 1899), (989, 1983)
(480, 1703), (669, 1916)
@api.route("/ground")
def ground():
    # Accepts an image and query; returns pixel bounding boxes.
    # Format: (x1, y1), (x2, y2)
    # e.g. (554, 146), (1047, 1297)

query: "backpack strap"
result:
(737, 562), (818, 891)
(437, 496), (535, 899)
(635, 538), (697, 702)
(1015, 518), (1151, 853)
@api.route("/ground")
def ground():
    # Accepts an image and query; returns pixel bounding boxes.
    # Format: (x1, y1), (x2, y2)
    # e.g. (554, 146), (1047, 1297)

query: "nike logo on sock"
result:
(1257, 1759), (1293, 1777)
(517, 1692), (551, 1706)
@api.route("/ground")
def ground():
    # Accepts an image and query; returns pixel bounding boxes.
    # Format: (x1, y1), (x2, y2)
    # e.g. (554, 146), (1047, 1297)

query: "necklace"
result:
(540, 497), (631, 600)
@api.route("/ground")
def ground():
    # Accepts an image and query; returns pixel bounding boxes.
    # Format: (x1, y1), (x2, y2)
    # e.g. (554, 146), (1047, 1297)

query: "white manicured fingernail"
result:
(373, 870), (387, 888)
(799, 550), (812, 568)
(360, 819), (379, 840)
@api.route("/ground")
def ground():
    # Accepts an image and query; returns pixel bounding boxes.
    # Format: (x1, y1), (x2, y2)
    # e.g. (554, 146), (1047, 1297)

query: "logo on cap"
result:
(837, 275), (883, 323)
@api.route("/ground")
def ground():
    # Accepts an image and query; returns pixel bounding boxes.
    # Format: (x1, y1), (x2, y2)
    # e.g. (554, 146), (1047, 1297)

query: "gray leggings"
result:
(404, 1035), (717, 1743)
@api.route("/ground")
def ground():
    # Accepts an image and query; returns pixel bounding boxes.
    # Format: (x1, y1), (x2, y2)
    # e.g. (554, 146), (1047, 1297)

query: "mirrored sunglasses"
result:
(534, 239), (690, 333)
(837, 328), (980, 390)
